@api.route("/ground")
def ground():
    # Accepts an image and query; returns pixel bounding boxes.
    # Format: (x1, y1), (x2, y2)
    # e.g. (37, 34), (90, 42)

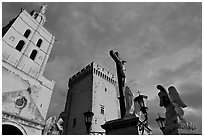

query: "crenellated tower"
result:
(64, 62), (119, 135)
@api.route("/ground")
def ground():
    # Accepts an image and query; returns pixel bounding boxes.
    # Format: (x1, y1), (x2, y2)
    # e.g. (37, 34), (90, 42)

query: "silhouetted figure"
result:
(157, 85), (179, 135)
(156, 85), (196, 135)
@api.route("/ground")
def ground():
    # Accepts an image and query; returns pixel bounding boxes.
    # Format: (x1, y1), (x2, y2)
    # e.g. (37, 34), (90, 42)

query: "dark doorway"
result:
(2, 124), (23, 135)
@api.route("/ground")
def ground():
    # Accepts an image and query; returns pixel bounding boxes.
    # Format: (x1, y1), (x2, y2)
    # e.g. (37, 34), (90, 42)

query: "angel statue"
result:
(156, 85), (180, 134)
(168, 86), (196, 131)
(156, 85), (196, 135)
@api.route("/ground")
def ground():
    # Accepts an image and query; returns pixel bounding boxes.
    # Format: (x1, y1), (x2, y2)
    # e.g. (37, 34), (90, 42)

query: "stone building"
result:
(63, 62), (120, 134)
(2, 5), (55, 135)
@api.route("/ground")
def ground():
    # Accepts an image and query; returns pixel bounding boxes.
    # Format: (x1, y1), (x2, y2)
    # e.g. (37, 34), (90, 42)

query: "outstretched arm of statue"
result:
(110, 50), (120, 62)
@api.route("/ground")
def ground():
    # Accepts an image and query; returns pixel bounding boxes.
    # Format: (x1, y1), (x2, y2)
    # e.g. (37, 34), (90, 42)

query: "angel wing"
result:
(168, 86), (187, 108)
(168, 86), (187, 121)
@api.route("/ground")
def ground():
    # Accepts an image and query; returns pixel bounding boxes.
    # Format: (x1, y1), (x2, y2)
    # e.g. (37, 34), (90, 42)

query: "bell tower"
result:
(2, 5), (55, 135)
(2, 4), (55, 80)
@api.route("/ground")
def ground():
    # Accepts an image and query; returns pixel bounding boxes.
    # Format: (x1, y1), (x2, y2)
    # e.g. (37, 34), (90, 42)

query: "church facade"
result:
(63, 62), (120, 135)
(2, 5), (55, 135)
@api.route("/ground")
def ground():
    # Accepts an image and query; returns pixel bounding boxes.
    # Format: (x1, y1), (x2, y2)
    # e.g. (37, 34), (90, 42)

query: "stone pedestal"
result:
(101, 116), (139, 135)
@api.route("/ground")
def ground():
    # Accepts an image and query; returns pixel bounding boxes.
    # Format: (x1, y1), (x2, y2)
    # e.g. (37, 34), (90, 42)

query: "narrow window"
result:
(105, 87), (107, 92)
(36, 39), (42, 47)
(73, 118), (77, 127)
(24, 29), (31, 38)
(15, 40), (25, 52)
(100, 105), (105, 115)
(30, 49), (37, 60)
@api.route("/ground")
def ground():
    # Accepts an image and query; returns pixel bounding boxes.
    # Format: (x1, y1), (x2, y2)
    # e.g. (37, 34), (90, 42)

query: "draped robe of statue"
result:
(124, 86), (134, 116)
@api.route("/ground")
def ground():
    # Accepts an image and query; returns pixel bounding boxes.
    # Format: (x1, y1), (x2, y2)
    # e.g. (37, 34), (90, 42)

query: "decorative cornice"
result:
(68, 62), (117, 88)
(68, 63), (93, 88)
(3, 111), (44, 130)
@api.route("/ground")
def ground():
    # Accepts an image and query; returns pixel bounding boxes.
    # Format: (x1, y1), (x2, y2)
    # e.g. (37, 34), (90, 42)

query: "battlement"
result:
(92, 62), (117, 85)
(68, 62), (117, 88)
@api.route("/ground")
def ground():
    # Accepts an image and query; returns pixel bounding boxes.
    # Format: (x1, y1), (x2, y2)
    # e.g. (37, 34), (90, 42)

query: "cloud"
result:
(153, 55), (201, 85)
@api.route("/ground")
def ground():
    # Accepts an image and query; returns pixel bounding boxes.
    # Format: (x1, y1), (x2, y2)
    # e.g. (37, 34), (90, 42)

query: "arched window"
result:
(23, 29), (31, 38)
(30, 50), (37, 60)
(36, 39), (42, 47)
(15, 40), (25, 52)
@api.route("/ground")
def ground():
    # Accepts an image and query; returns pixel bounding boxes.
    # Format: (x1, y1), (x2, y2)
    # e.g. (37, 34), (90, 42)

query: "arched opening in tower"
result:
(2, 124), (24, 135)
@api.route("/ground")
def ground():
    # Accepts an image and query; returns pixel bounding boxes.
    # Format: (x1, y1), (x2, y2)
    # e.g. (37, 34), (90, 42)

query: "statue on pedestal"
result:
(168, 86), (196, 131)
(157, 85), (179, 134)
(156, 85), (196, 135)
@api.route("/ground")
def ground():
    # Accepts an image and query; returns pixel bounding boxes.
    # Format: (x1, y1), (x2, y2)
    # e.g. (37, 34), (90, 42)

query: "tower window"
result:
(36, 39), (42, 47)
(15, 40), (25, 52)
(30, 50), (37, 60)
(100, 105), (105, 115)
(24, 29), (31, 38)
(73, 118), (77, 127)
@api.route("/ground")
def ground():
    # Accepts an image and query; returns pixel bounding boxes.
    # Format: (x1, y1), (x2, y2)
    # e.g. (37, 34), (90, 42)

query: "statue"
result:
(43, 112), (66, 135)
(43, 116), (59, 135)
(124, 86), (134, 116)
(157, 85), (179, 135)
(110, 50), (126, 118)
(40, 4), (47, 14)
(157, 85), (196, 135)
(57, 112), (66, 134)
(168, 86), (196, 131)
(110, 51), (126, 87)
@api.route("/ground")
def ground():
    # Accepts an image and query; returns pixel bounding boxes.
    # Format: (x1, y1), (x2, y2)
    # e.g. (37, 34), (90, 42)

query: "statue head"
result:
(122, 60), (126, 64)
(59, 112), (66, 121)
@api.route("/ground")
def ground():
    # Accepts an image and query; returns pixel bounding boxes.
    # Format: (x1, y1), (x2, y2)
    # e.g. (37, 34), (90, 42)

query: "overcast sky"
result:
(2, 2), (202, 134)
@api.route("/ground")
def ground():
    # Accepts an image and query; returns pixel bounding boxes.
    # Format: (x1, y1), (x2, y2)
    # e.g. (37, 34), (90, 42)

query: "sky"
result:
(2, 2), (202, 134)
